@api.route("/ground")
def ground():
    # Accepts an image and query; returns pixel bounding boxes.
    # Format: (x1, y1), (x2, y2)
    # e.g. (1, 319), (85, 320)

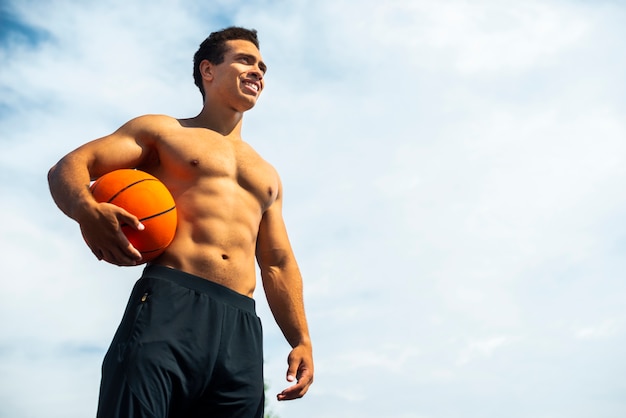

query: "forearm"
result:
(255, 182), (315, 399)
(48, 154), (96, 222)
(262, 264), (312, 349)
(263, 262), (314, 400)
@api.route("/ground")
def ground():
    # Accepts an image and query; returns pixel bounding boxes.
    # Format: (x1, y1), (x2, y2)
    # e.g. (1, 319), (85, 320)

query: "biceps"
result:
(256, 210), (294, 267)
(76, 134), (151, 178)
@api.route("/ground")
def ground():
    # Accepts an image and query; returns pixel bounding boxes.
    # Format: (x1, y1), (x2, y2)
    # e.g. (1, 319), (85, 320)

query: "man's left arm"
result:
(256, 186), (314, 401)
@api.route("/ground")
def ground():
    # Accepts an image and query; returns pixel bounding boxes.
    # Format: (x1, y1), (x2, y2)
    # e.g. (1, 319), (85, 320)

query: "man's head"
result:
(193, 27), (261, 100)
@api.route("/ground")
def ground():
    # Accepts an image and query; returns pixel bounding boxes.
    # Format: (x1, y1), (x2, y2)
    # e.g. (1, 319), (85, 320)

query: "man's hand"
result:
(277, 344), (314, 401)
(79, 202), (144, 266)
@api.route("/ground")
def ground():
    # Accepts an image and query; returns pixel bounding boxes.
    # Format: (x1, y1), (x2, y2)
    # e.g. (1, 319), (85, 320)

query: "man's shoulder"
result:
(128, 114), (179, 127)
(119, 114), (185, 140)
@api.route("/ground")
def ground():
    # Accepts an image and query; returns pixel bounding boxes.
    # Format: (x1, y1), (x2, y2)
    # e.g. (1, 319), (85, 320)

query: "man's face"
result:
(208, 39), (267, 111)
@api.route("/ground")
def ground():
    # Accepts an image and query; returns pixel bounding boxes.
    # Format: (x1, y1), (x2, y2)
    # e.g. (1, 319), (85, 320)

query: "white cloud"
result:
(456, 335), (522, 365)
(575, 318), (621, 339)
(2, 0), (626, 417)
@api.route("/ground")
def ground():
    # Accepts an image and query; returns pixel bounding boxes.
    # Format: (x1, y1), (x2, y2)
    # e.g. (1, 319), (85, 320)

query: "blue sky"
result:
(1, 0), (626, 417)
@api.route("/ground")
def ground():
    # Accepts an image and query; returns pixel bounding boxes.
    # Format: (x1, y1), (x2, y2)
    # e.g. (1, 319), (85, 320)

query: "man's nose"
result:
(249, 67), (263, 80)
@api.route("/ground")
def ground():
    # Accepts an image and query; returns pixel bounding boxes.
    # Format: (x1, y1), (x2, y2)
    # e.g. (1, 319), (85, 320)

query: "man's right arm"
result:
(47, 116), (157, 265)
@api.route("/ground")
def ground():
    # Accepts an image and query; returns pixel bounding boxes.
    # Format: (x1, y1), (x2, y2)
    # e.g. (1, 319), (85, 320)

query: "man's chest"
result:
(154, 135), (279, 208)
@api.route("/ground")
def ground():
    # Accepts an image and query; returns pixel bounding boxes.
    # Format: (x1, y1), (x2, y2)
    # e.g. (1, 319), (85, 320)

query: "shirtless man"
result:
(47, 27), (313, 418)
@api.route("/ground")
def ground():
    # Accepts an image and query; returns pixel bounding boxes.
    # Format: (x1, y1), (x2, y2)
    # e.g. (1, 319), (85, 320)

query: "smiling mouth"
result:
(242, 80), (260, 94)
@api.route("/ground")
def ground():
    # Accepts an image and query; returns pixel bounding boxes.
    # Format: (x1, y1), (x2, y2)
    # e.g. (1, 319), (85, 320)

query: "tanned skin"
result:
(48, 39), (313, 401)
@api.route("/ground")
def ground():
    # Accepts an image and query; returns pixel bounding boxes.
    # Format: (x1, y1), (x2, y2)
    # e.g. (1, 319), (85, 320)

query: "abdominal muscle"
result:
(149, 176), (264, 297)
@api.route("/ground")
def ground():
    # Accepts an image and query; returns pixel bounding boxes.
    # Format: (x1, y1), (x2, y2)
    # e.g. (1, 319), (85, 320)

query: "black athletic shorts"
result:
(96, 264), (264, 418)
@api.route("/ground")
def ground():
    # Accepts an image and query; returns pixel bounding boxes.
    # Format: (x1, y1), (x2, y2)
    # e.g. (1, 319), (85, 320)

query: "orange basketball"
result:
(90, 169), (177, 263)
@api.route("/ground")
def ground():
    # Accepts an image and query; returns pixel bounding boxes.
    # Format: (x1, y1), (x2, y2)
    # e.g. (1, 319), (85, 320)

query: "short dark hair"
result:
(193, 27), (260, 100)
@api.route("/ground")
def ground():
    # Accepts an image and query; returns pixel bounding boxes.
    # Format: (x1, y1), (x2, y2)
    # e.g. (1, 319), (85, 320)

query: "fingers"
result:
(277, 367), (313, 401)
(117, 207), (144, 232)
(115, 208), (144, 263)
(286, 358), (299, 384)
(85, 227), (143, 266)
(93, 241), (142, 266)
(125, 217), (145, 232)
(90, 247), (104, 261)
(83, 204), (144, 265)
(116, 225), (143, 262)
(277, 347), (314, 401)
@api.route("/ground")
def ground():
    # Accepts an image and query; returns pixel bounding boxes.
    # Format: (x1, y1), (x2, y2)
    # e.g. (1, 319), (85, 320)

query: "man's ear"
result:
(200, 60), (214, 81)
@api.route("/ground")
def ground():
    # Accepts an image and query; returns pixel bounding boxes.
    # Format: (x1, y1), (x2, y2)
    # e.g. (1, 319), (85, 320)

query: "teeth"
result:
(244, 81), (259, 91)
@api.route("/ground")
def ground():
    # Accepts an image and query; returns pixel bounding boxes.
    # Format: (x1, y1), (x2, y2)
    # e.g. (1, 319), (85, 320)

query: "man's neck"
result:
(190, 103), (245, 137)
